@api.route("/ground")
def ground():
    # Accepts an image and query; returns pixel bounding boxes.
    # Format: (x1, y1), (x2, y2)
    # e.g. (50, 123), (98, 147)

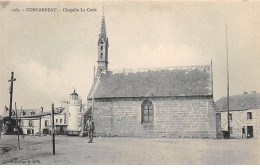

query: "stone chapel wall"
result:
(91, 96), (217, 138)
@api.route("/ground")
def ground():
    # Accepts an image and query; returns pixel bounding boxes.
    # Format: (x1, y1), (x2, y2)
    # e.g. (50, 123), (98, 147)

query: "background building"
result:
(2, 91), (82, 136)
(12, 108), (67, 136)
(216, 91), (260, 138)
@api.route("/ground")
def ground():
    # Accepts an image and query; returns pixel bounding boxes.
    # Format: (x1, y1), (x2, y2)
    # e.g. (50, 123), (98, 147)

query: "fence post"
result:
(52, 104), (55, 155)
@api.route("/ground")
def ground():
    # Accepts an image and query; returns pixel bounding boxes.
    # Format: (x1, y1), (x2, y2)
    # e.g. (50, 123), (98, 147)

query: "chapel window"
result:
(141, 100), (154, 124)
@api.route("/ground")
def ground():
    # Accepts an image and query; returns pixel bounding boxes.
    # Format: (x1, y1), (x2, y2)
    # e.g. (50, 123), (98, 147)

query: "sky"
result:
(0, 1), (260, 115)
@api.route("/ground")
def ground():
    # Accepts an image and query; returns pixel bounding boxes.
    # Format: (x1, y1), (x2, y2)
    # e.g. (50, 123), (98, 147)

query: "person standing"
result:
(86, 116), (95, 143)
(242, 126), (246, 139)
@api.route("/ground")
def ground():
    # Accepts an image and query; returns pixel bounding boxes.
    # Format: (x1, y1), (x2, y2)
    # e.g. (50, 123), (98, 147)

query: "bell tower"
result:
(97, 12), (109, 75)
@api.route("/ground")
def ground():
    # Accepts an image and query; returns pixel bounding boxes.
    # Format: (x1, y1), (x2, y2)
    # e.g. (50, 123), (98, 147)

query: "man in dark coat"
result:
(86, 116), (95, 143)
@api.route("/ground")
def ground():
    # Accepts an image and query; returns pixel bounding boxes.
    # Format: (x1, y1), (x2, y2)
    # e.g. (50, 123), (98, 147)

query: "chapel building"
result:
(86, 15), (222, 138)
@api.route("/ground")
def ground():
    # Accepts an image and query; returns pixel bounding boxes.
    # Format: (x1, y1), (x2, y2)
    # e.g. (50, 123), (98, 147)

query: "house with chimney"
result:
(216, 91), (260, 138)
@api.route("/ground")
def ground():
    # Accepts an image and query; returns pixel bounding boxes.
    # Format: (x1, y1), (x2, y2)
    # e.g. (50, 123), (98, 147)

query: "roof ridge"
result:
(112, 65), (210, 74)
(218, 93), (260, 100)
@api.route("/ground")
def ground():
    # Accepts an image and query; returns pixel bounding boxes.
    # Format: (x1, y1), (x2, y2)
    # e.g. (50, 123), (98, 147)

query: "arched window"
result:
(101, 53), (103, 59)
(101, 45), (103, 51)
(141, 100), (154, 124)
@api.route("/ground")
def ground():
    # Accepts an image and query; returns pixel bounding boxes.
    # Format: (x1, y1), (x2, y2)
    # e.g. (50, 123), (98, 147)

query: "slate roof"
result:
(216, 93), (260, 112)
(89, 65), (213, 99)
(9, 109), (41, 117)
(5, 108), (67, 118)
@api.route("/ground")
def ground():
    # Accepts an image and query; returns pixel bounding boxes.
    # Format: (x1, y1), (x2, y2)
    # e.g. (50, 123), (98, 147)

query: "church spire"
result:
(97, 9), (109, 75)
(100, 15), (106, 37)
